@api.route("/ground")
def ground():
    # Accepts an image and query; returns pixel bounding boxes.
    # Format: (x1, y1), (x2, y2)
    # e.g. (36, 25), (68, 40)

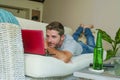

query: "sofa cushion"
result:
(24, 50), (106, 78)
(25, 54), (93, 78)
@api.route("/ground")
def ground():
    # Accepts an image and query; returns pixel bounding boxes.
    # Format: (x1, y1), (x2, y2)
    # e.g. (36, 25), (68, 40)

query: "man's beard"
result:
(48, 42), (59, 48)
(48, 39), (62, 48)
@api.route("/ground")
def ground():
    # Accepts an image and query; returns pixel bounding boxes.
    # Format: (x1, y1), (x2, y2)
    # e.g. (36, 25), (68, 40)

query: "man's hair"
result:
(46, 21), (64, 36)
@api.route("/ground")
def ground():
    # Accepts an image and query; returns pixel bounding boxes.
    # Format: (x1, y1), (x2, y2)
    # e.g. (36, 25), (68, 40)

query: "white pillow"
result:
(25, 51), (106, 78)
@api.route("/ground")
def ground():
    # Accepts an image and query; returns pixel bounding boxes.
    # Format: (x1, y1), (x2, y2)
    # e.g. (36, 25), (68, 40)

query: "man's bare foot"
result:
(80, 24), (84, 27)
(83, 24), (94, 29)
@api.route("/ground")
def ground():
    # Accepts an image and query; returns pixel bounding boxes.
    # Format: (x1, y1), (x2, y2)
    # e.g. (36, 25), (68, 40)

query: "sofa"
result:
(16, 17), (107, 79)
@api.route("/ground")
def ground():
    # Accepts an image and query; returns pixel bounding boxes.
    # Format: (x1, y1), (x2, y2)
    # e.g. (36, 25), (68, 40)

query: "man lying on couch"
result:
(45, 21), (95, 63)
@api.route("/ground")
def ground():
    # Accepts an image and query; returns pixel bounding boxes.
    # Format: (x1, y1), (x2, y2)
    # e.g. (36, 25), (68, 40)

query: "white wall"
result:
(0, 0), (43, 21)
(43, 0), (95, 28)
(43, 0), (120, 49)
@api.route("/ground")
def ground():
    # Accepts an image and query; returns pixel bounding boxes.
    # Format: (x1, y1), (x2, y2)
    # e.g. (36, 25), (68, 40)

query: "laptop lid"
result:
(21, 29), (45, 55)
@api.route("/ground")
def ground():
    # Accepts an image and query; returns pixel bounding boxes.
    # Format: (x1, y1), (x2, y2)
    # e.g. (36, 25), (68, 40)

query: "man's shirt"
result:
(57, 34), (83, 56)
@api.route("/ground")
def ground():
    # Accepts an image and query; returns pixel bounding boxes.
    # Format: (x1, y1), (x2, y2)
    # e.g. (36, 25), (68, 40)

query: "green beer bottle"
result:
(93, 31), (103, 70)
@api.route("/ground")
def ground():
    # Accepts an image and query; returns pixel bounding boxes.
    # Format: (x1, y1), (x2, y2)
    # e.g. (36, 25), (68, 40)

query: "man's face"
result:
(46, 30), (64, 48)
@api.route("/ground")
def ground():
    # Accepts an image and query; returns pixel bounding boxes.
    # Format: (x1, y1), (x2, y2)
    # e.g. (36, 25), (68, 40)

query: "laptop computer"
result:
(21, 29), (45, 55)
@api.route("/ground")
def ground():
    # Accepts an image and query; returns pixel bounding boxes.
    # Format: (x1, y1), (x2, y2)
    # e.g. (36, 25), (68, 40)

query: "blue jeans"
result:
(72, 26), (95, 54)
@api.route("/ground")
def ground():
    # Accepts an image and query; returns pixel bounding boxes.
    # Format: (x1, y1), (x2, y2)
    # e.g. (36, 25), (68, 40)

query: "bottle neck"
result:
(96, 31), (102, 47)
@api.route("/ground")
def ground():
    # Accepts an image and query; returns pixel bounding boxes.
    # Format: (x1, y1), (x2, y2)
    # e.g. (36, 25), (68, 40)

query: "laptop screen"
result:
(21, 29), (45, 55)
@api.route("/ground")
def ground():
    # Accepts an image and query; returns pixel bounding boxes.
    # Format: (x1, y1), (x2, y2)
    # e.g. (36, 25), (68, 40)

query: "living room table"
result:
(73, 57), (120, 80)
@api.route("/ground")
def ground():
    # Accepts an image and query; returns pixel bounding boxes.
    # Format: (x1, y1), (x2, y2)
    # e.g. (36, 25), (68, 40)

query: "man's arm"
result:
(47, 47), (72, 63)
